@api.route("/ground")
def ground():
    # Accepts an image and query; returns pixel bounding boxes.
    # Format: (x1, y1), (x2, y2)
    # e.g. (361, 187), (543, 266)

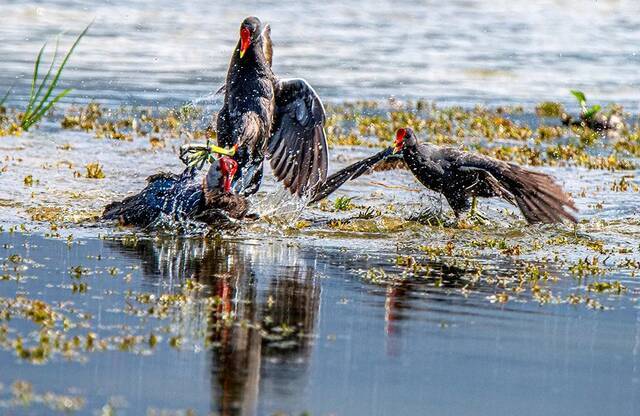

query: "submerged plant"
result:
(19, 23), (92, 131)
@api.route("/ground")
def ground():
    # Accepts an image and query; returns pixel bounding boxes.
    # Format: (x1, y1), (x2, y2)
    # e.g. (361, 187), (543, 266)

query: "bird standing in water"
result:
(102, 156), (248, 228)
(217, 16), (328, 198)
(393, 128), (577, 224)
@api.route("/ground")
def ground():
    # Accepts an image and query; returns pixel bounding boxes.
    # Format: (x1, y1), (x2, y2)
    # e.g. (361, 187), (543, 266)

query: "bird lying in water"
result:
(102, 156), (248, 228)
(217, 16), (328, 198)
(393, 128), (577, 224)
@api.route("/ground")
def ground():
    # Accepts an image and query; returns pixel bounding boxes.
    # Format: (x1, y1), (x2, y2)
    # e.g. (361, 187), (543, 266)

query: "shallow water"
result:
(1, 122), (640, 414)
(1, 232), (639, 415)
(2, 104), (640, 414)
(2, 1), (640, 414)
(1, 0), (640, 108)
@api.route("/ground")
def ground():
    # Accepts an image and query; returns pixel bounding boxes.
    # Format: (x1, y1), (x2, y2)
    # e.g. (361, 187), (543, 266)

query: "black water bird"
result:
(217, 16), (328, 198)
(102, 156), (248, 228)
(393, 128), (577, 224)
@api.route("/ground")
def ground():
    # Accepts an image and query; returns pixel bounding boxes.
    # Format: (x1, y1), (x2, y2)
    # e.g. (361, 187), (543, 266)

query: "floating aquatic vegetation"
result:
(569, 257), (607, 277)
(587, 281), (626, 294)
(60, 101), (102, 131)
(27, 206), (63, 222)
(0, 380), (85, 413)
(328, 216), (410, 234)
(609, 176), (637, 192)
(23, 175), (38, 186)
(84, 162), (105, 179)
(535, 101), (565, 118)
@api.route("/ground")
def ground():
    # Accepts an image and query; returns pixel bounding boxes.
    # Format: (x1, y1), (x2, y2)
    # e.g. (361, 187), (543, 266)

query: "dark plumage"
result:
(217, 16), (328, 198)
(394, 128), (577, 224)
(310, 147), (395, 203)
(102, 156), (248, 228)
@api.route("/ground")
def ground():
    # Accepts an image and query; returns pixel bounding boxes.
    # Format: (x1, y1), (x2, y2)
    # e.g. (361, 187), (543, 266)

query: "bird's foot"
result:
(456, 210), (490, 228)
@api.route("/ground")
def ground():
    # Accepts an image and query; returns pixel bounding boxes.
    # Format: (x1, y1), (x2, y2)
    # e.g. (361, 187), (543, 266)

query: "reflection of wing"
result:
(310, 147), (396, 203)
(268, 78), (328, 197)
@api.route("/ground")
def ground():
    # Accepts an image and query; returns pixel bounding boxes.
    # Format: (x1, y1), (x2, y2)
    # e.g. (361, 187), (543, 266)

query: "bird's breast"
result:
(406, 154), (444, 192)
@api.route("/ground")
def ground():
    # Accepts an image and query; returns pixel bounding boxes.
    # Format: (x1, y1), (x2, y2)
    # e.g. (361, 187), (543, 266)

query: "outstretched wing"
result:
(268, 78), (328, 197)
(310, 147), (396, 203)
(443, 148), (577, 224)
(261, 24), (273, 67)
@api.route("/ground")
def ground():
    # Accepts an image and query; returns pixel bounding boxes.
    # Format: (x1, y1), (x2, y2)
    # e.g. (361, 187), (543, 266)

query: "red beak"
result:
(394, 128), (406, 153)
(240, 27), (251, 59)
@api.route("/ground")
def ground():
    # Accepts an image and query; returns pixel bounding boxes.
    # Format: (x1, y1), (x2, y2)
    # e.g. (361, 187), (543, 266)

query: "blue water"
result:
(2, 1), (640, 415)
(1, 232), (638, 415)
(1, 0), (639, 108)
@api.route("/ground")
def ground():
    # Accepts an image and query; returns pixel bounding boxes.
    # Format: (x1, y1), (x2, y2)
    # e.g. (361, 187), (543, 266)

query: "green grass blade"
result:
(0, 86), (12, 107)
(570, 90), (586, 104)
(25, 38), (59, 120)
(27, 22), (91, 126)
(24, 42), (47, 117)
(22, 88), (72, 130)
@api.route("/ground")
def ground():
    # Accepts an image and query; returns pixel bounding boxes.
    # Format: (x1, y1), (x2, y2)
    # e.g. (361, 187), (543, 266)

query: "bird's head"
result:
(238, 16), (263, 59)
(393, 128), (417, 153)
(206, 156), (238, 193)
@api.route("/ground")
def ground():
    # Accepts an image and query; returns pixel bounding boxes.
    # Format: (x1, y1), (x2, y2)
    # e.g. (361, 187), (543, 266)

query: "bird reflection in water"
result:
(109, 236), (320, 416)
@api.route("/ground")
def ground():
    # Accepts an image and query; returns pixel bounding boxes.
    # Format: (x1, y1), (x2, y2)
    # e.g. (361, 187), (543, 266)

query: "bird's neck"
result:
(228, 40), (274, 80)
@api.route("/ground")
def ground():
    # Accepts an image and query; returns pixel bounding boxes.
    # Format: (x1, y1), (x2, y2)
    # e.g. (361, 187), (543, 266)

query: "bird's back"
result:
(102, 169), (205, 227)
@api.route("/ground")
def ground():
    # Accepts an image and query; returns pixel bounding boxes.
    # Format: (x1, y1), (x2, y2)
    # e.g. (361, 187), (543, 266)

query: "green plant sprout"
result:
(334, 196), (355, 211)
(20, 22), (92, 131)
(570, 90), (601, 120)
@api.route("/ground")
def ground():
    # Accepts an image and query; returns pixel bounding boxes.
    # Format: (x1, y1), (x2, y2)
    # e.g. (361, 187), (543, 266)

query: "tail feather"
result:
(502, 165), (577, 224)
(102, 193), (159, 227)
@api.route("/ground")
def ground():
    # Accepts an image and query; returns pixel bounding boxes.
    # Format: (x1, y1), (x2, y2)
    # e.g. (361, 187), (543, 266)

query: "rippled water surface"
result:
(1, 0), (640, 108)
(2, 1), (640, 415)
(1, 232), (639, 415)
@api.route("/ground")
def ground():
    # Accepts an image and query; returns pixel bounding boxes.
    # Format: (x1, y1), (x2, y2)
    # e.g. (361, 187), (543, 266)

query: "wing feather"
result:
(268, 78), (328, 197)
(444, 148), (577, 224)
